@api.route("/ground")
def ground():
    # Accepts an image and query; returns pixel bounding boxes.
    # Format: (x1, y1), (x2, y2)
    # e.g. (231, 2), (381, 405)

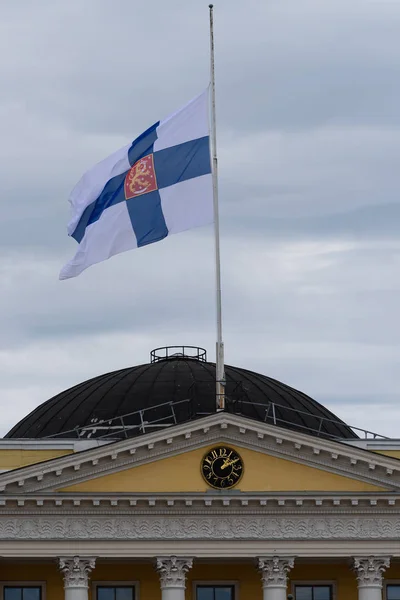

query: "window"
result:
(3, 588), (41, 600)
(387, 585), (400, 600)
(196, 586), (235, 600)
(295, 585), (333, 600)
(96, 587), (135, 600)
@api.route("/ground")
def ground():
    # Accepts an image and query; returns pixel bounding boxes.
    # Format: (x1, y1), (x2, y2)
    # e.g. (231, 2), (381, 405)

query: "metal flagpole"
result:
(209, 4), (225, 411)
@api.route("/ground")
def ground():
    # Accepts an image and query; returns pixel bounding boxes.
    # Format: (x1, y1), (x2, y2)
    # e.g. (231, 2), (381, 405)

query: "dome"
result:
(6, 347), (357, 441)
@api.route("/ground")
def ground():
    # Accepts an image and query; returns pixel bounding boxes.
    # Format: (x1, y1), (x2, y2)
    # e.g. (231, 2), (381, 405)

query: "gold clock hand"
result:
(219, 456), (232, 469)
(221, 457), (239, 470)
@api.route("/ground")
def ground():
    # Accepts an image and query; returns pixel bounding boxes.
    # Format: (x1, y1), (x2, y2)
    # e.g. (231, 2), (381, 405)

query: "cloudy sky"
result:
(1, 0), (400, 437)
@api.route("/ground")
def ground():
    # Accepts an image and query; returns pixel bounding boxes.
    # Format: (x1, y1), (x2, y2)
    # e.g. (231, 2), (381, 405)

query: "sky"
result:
(0, 0), (400, 437)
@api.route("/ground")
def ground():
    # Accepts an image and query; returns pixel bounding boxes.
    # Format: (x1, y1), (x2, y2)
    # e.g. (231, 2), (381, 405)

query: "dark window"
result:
(387, 585), (400, 600)
(96, 587), (135, 600)
(197, 586), (235, 600)
(4, 588), (41, 600)
(295, 585), (333, 600)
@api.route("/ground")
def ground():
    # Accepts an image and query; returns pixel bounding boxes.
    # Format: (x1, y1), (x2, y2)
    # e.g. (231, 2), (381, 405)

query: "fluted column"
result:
(257, 556), (295, 600)
(58, 556), (96, 600)
(156, 556), (193, 600)
(353, 556), (390, 600)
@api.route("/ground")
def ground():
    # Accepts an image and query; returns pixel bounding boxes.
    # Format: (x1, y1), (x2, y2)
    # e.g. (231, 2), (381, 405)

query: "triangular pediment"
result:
(0, 413), (400, 495)
(60, 443), (384, 493)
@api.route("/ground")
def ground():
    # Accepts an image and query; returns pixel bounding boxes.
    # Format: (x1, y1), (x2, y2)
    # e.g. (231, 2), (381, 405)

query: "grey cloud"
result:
(2, 0), (400, 137)
(0, 0), (399, 439)
(223, 203), (400, 240)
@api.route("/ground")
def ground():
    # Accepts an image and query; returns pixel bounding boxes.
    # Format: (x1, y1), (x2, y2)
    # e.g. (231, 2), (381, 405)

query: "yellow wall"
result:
(2, 561), (400, 599)
(291, 562), (400, 599)
(374, 450), (400, 459)
(0, 449), (72, 471)
(61, 444), (385, 493)
(187, 563), (261, 600)
(290, 562), (357, 598)
(0, 564), (63, 600)
(88, 563), (160, 600)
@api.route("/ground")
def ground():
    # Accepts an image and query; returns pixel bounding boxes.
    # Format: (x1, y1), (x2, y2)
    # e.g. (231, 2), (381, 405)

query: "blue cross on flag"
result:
(60, 90), (213, 279)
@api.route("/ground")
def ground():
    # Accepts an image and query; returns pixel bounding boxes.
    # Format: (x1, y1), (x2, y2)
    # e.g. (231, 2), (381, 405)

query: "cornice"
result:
(1, 414), (400, 493)
(0, 539), (398, 559)
(0, 492), (399, 514)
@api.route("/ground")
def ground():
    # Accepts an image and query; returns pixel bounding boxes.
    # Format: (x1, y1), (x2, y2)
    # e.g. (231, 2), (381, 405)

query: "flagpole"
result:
(209, 4), (225, 411)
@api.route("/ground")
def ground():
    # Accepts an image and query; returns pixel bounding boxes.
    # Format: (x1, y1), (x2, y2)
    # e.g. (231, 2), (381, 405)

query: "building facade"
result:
(1, 348), (400, 600)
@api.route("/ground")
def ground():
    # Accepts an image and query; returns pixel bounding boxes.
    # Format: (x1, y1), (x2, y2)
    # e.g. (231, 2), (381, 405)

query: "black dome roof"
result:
(6, 349), (357, 441)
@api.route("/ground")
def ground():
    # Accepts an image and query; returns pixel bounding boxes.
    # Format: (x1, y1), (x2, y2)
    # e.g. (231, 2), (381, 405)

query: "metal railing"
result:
(44, 394), (388, 442)
(258, 400), (388, 440)
(44, 398), (193, 440)
(150, 346), (207, 363)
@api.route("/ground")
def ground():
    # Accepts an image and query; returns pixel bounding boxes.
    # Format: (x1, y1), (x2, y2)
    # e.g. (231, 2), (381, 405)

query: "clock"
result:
(201, 445), (244, 489)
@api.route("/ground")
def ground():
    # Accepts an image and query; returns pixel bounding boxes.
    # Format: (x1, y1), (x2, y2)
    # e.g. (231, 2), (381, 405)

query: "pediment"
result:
(1, 413), (400, 494)
(60, 443), (384, 493)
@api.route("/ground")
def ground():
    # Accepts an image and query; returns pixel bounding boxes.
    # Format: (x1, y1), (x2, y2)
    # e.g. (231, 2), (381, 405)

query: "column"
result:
(257, 556), (295, 600)
(58, 556), (96, 600)
(353, 556), (391, 600)
(156, 556), (193, 600)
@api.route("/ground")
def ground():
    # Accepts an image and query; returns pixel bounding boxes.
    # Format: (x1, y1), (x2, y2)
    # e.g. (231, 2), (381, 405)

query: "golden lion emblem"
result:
(124, 154), (158, 199)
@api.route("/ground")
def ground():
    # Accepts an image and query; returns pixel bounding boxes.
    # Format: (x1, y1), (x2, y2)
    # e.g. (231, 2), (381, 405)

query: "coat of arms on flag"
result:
(124, 155), (158, 199)
(60, 90), (213, 280)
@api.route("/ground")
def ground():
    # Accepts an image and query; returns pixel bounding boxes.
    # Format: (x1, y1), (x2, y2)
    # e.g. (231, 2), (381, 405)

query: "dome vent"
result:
(150, 346), (207, 363)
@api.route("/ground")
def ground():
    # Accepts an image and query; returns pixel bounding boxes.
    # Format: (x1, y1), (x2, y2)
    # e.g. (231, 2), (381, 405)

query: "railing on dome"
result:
(243, 399), (389, 440)
(150, 346), (207, 363)
(44, 383), (389, 441)
(44, 398), (195, 440)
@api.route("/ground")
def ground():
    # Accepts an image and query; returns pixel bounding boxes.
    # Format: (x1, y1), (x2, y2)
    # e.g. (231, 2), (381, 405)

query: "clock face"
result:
(201, 445), (244, 489)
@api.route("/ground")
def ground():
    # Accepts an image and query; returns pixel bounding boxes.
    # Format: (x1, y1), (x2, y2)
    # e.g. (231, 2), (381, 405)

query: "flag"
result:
(59, 90), (213, 280)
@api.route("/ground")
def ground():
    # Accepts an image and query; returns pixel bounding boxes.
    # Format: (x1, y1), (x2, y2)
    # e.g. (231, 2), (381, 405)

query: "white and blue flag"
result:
(60, 91), (213, 279)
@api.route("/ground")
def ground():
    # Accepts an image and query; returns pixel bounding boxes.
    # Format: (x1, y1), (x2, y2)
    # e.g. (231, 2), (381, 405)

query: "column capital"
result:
(257, 556), (295, 589)
(155, 556), (193, 590)
(353, 556), (391, 589)
(58, 556), (96, 589)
